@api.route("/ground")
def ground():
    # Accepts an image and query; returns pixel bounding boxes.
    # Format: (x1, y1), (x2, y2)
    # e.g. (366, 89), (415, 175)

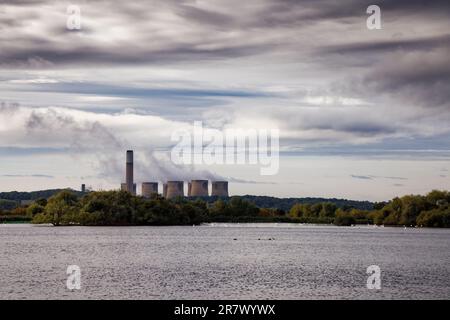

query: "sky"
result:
(0, 0), (449, 201)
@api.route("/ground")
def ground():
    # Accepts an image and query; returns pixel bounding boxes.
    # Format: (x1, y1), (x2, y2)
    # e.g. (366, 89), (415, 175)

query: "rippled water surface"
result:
(0, 223), (449, 299)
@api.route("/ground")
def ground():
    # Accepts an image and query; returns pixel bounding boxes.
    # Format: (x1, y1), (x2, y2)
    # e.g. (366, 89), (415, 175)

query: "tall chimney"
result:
(126, 150), (134, 195)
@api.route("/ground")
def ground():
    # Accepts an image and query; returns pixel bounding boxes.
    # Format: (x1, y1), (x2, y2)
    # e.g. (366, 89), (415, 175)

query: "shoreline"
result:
(1, 221), (445, 229)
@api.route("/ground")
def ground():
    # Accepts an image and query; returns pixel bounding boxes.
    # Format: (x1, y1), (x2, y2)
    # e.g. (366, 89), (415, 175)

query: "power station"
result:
(125, 150), (134, 195)
(142, 182), (158, 198)
(166, 181), (184, 199)
(121, 183), (136, 194)
(120, 150), (228, 198)
(190, 180), (208, 197)
(211, 181), (229, 197)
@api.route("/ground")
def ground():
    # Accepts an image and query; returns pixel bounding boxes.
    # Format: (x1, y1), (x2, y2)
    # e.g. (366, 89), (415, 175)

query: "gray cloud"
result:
(12, 82), (269, 99)
(1, 0), (449, 174)
(383, 176), (408, 181)
(1, 174), (54, 178)
(1, 0), (448, 67)
(320, 34), (450, 55)
(227, 177), (277, 185)
(1, 0), (448, 120)
(351, 174), (408, 181)
(351, 175), (373, 180)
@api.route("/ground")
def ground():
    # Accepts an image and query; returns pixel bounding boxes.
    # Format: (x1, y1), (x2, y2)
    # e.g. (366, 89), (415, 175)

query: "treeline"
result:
(227, 195), (375, 211)
(1, 190), (449, 227)
(0, 189), (374, 211)
(288, 190), (450, 227)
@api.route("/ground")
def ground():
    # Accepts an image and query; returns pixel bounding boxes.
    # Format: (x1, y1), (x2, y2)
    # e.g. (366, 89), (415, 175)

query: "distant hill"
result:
(0, 189), (374, 211)
(242, 195), (374, 211)
(0, 189), (83, 201)
(189, 195), (375, 211)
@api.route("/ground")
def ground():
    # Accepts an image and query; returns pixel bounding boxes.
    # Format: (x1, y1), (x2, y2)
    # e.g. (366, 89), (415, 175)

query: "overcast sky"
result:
(0, 0), (449, 201)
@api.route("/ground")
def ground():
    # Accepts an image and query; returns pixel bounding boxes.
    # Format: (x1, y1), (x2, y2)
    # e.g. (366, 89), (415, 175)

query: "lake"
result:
(0, 223), (449, 299)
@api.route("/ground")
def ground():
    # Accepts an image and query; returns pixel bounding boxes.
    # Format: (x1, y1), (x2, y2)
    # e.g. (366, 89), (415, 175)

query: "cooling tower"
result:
(121, 183), (136, 194)
(190, 180), (209, 197)
(142, 182), (158, 198)
(166, 181), (184, 199)
(126, 150), (134, 195)
(81, 184), (86, 192)
(211, 181), (228, 197)
(163, 183), (168, 198)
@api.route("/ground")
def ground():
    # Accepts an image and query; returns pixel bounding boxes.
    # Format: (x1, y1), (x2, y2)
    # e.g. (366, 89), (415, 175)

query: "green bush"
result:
(26, 203), (45, 217)
(417, 209), (450, 228)
(333, 210), (356, 226)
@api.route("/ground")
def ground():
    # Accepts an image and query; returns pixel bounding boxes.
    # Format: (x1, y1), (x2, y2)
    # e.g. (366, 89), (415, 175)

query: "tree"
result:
(398, 195), (428, 226)
(26, 203), (45, 217)
(35, 198), (48, 207)
(289, 203), (303, 218)
(228, 197), (259, 217)
(349, 209), (369, 220)
(10, 206), (27, 216)
(373, 202), (387, 210)
(319, 203), (337, 217)
(179, 201), (208, 225)
(310, 203), (322, 217)
(37, 190), (79, 226)
(79, 190), (136, 225)
(300, 204), (314, 218)
(379, 197), (403, 225)
(209, 199), (230, 217)
(417, 208), (450, 228)
(334, 209), (356, 226)
(426, 190), (450, 205)
(289, 203), (314, 218)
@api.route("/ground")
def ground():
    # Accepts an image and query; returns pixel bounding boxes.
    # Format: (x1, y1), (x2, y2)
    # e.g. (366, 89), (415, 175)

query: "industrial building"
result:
(163, 183), (168, 198)
(121, 183), (136, 194)
(166, 181), (184, 199)
(120, 150), (228, 198)
(211, 181), (229, 197)
(190, 180), (208, 197)
(125, 150), (134, 195)
(142, 182), (158, 198)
